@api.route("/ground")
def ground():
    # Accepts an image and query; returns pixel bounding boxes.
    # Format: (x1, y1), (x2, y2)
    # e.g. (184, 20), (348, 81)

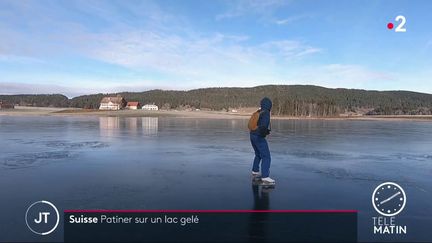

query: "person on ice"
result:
(248, 97), (275, 185)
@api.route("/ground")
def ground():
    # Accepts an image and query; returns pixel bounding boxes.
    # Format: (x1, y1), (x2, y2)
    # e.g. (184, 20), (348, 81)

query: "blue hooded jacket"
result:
(251, 97), (272, 137)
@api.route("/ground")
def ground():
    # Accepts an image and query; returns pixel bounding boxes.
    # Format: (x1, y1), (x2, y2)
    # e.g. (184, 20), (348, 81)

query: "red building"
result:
(126, 102), (142, 110)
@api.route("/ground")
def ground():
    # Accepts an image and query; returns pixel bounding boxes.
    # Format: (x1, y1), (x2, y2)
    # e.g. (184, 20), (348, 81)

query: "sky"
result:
(0, 0), (431, 97)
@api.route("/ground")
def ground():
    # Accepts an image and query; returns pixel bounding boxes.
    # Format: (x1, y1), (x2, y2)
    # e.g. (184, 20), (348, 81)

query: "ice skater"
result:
(248, 97), (275, 185)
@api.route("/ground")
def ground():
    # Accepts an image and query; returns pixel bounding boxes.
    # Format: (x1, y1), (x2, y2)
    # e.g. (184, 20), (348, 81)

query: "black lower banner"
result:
(64, 210), (357, 242)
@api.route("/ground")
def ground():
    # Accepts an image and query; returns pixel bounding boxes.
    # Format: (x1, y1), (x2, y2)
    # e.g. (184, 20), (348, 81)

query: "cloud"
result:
(0, 0), (415, 96)
(0, 82), (85, 97)
(0, 54), (44, 64)
(290, 64), (395, 90)
(82, 30), (321, 86)
(322, 64), (394, 81)
(257, 40), (321, 59)
(274, 14), (312, 25)
(0, 81), (181, 98)
(0, 0), (318, 80)
(216, 0), (289, 20)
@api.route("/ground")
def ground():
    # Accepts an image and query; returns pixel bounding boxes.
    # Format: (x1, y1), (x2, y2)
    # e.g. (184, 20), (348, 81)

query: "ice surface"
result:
(0, 116), (431, 241)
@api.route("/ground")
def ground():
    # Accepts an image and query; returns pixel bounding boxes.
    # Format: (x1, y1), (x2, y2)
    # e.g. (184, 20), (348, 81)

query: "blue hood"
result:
(260, 97), (272, 111)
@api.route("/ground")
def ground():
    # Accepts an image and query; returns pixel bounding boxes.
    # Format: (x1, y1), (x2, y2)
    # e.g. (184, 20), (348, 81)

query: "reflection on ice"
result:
(230, 119), (238, 129)
(126, 117), (138, 133)
(99, 117), (159, 138)
(142, 117), (158, 136)
(99, 117), (120, 138)
(248, 183), (273, 242)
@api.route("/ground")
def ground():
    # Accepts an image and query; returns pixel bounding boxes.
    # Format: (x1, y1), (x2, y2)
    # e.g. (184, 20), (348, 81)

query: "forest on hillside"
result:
(0, 94), (69, 107)
(2, 85), (432, 116)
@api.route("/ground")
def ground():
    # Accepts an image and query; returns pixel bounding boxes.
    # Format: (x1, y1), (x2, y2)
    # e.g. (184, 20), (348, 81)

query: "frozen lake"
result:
(0, 116), (431, 242)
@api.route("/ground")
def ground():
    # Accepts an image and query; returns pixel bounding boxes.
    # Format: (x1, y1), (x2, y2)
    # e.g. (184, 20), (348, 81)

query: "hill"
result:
(0, 94), (69, 107)
(2, 85), (432, 116)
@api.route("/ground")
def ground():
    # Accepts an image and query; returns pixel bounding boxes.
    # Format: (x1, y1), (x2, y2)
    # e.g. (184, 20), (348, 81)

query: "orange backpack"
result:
(248, 109), (261, 131)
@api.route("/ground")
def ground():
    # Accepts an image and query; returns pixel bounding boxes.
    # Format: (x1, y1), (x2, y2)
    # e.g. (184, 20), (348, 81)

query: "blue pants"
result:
(250, 133), (271, 178)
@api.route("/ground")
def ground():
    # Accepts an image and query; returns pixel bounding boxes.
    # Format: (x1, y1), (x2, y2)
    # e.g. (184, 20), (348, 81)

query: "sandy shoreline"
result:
(1, 106), (432, 121)
(0, 106), (251, 119)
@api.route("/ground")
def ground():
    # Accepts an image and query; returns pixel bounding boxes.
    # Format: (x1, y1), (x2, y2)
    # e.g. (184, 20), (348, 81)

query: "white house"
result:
(142, 104), (159, 111)
(99, 96), (126, 110)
